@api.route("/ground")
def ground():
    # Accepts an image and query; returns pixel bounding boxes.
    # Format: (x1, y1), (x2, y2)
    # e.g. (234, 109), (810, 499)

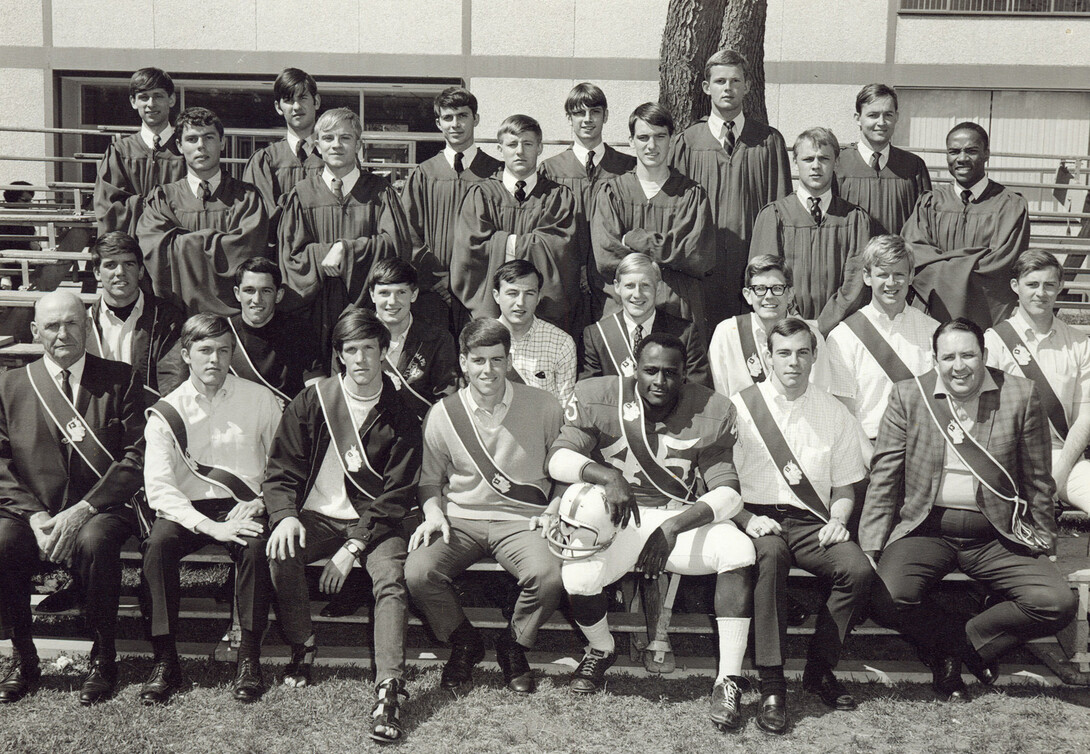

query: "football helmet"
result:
(546, 483), (617, 561)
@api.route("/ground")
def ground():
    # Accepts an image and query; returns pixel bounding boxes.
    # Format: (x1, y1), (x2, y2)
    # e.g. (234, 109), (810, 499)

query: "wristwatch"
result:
(343, 541), (364, 560)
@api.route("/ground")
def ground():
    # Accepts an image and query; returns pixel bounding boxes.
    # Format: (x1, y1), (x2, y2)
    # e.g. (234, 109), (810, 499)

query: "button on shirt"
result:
(933, 369), (999, 510)
(985, 309), (1090, 449)
(731, 380), (865, 509)
(508, 317), (577, 407)
(93, 292), (145, 365)
(42, 352), (85, 406)
(709, 315), (832, 397)
(186, 171), (222, 199)
(144, 374), (283, 531)
(140, 124), (174, 151)
(826, 303), (940, 438)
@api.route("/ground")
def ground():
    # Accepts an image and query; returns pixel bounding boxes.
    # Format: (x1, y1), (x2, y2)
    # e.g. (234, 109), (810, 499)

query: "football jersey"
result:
(553, 376), (739, 507)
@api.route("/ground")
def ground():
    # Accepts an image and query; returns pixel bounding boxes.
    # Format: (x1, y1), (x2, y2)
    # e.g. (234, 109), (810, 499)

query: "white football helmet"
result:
(546, 483), (618, 561)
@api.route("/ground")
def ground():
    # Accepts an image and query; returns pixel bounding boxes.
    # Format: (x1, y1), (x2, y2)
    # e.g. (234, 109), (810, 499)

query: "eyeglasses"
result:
(746, 284), (788, 297)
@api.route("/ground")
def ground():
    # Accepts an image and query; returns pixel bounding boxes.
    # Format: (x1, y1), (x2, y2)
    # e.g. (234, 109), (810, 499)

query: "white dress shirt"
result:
(323, 166), (360, 195)
(502, 168), (537, 198)
(140, 124), (174, 150)
(623, 310), (656, 348)
(186, 171), (222, 199)
(856, 141), (891, 172)
(709, 315), (832, 398)
(42, 352), (85, 405)
(708, 110), (745, 149)
(93, 292), (144, 365)
(571, 141), (604, 169)
(386, 315), (412, 369)
(795, 186), (833, 216)
(464, 380), (513, 430)
(957, 174), (991, 202)
(444, 144), (479, 171)
(286, 131), (316, 159)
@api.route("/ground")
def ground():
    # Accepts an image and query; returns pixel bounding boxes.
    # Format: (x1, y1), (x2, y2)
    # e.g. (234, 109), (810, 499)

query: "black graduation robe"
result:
(94, 131), (186, 237)
(242, 137), (324, 247)
(834, 144), (932, 236)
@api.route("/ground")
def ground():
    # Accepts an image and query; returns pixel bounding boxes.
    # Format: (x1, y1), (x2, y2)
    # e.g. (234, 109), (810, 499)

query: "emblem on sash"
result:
(747, 354), (764, 378)
(491, 473), (512, 494)
(1011, 345), (1031, 367)
(620, 358), (636, 378)
(65, 418), (86, 443)
(407, 353), (426, 381)
(946, 420), (965, 444)
(622, 401), (640, 422)
(344, 446), (363, 472)
(782, 460), (803, 486)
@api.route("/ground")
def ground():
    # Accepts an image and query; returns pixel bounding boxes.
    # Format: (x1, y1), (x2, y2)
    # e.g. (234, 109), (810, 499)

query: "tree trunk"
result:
(658, 0), (769, 131)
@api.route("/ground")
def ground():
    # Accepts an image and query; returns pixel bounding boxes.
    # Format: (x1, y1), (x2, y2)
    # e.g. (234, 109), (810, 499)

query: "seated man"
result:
(405, 319), (563, 694)
(229, 256), (324, 404)
(985, 250), (1090, 515)
(709, 255), (831, 397)
(581, 251), (709, 387)
(263, 308), (421, 744)
(138, 106), (270, 316)
(0, 291), (145, 706)
(903, 122), (1028, 328)
(750, 127), (872, 336)
(141, 314), (282, 705)
(86, 230), (186, 398)
(547, 332), (756, 732)
(369, 257), (460, 422)
(731, 318), (871, 735)
(451, 115), (578, 334)
(864, 318), (1076, 701)
(493, 259), (577, 407)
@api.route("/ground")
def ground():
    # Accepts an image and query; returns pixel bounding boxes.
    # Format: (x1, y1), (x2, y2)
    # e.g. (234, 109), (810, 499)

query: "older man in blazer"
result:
(862, 317), (1076, 702)
(0, 291), (146, 706)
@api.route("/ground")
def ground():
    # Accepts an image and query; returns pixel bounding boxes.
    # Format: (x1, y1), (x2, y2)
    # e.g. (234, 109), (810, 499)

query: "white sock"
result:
(716, 617), (750, 681)
(578, 616), (615, 654)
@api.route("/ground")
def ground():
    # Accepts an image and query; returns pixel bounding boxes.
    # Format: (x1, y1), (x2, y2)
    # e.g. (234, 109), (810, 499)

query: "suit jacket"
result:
(580, 308), (710, 387)
(389, 316), (460, 420)
(0, 353), (146, 521)
(860, 368), (1055, 554)
(88, 293), (186, 397)
(263, 373), (422, 546)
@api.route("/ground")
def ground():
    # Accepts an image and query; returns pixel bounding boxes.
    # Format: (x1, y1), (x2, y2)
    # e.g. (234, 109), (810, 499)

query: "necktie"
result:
(961, 189), (973, 206)
(585, 150), (596, 179)
(61, 369), (73, 482)
(331, 177), (344, 202)
(808, 196), (823, 225)
(198, 180), (212, 203)
(61, 369), (73, 403)
(632, 323), (644, 352)
(152, 134), (162, 152)
(870, 151), (881, 176)
(722, 121), (736, 155)
(297, 141), (308, 164)
(514, 180), (527, 203)
(454, 151), (464, 175)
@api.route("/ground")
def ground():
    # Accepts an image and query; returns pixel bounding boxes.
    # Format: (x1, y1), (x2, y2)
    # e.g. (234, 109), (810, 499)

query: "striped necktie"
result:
(514, 180), (527, 203)
(722, 121), (736, 155)
(870, 151), (881, 176)
(808, 196), (822, 225)
(331, 177), (344, 202)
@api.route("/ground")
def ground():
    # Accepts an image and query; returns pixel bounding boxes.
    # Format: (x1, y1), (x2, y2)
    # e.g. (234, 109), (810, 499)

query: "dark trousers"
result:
(749, 506), (875, 669)
(0, 508), (135, 657)
(871, 508), (1077, 661)
(141, 499), (271, 640)
(269, 509), (408, 682)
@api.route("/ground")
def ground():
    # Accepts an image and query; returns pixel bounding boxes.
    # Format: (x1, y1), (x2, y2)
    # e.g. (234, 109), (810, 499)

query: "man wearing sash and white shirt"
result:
(731, 318), (871, 734)
(581, 252), (710, 386)
(547, 332), (755, 731)
(230, 256), (324, 404)
(0, 291), (146, 706)
(141, 314), (282, 705)
(263, 308), (421, 744)
(985, 250), (1090, 515)
(709, 255), (831, 397)
(406, 319), (563, 694)
(864, 318), (1075, 701)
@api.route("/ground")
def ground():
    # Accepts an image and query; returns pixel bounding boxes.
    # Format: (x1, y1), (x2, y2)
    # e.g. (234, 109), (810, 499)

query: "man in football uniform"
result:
(546, 332), (755, 732)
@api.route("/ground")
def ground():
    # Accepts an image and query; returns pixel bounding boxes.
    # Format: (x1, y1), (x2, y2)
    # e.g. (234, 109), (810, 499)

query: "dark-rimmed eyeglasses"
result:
(746, 284), (788, 297)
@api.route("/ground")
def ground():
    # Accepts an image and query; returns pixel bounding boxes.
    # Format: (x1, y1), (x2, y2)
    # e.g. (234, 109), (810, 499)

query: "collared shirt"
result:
(795, 186), (834, 216)
(144, 373), (283, 531)
(571, 140), (604, 169)
(708, 110), (746, 148)
(826, 302), (939, 438)
(303, 378), (382, 520)
(323, 166), (360, 196)
(731, 380), (865, 509)
(502, 168), (538, 198)
(93, 292), (145, 365)
(140, 123), (174, 150)
(444, 144), (479, 171)
(286, 131), (316, 160)
(985, 308), (1090, 449)
(464, 379), (513, 429)
(955, 174), (990, 202)
(42, 352), (85, 405)
(507, 317), (577, 407)
(186, 171), (222, 199)
(386, 315), (413, 369)
(856, 140), (891, 173)
(622, 310), (656, 349)
(933, 368), (999, 509)
(709, 314), (832, 397)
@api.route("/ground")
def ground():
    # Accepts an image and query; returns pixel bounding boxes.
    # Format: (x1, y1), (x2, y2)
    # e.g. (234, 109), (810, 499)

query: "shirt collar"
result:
(708, 110), (745, 143)
(571, 141), (604, 166)
(42, 351), (86, 386)
(955, 174), (990, 201)
(185, 371), (234, 401)
(186, 171), (222, 198)
(1010, 306), (1055, 341)
(444, 144), (479, 170)
(100, 291), (145, 324)
(504, 316), (537, 343)
(623, 309), (655, 335)
(323, 166), (360, 195)
(464, 379), (513, 414)
(388, 313), (413, 346)
(933, 367), (998, 399)
(863, 300), (908, 324)
(502, 168), (537, 198)
(763, 373), (809, 407)
(140, 123), (174, 150)
(796, 185), (833, 211)
(286, 131), (315, 158)
(856, 140), (890, 168)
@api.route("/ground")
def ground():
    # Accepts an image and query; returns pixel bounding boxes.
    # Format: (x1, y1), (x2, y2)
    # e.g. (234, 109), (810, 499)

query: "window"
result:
(900, 0), (1090, 14)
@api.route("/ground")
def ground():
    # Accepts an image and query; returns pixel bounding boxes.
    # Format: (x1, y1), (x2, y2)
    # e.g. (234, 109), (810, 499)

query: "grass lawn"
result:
(2, 657), (1089, 754)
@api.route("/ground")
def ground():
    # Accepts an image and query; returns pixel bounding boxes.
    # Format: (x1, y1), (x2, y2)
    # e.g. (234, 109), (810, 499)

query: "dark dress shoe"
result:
(283, 643), (317, 688)
(802, 668), (857, 711)
(79, 659), (117, 706)
(495, 631), (535, 694)
(932, 656), (971, 702)
(963, 646), (999, 686)
(755, 693), (788, 735)
(232, 658), (264, 703)
(139, 660), (184, 705)
(36, 585), (81, 614)
(440, 630), (486, 689)
(0, 661), (41, 703)
(785, 594), (811, 627)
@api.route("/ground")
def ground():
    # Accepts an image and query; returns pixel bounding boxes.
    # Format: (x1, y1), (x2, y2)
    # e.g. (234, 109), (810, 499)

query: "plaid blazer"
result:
(860, 367), (1056, 555)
